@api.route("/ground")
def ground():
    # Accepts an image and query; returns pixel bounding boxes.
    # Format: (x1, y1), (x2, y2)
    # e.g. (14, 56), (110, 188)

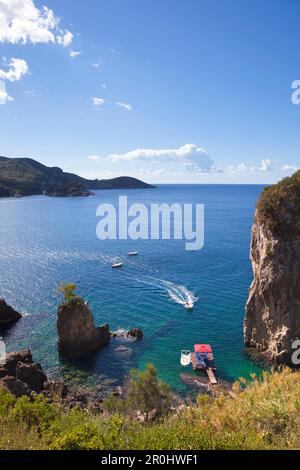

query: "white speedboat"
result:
(180, 350), (191, 367)
(112, 263), (123, 269)
(128, 251), (138, 256)
(184, 300), (194, 310)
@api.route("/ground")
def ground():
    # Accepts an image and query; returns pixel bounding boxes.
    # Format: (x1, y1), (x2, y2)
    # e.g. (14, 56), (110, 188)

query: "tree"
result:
(104, 364), (172, 421)
(58, 283), (77, 302)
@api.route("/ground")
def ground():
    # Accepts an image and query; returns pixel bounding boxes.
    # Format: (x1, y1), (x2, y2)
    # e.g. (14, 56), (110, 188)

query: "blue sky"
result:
(0, 0), (300, 184)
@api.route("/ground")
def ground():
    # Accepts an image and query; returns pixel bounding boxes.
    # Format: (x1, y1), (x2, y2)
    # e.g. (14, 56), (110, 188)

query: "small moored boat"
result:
(180, 350), (191, 367)
(112, 263), (123, 269)
(128, 251), (138, 256)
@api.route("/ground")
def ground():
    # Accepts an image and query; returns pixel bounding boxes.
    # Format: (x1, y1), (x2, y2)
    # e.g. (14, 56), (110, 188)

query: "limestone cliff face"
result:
(57, 299), (110, 358)
(244, 172), (300, 364)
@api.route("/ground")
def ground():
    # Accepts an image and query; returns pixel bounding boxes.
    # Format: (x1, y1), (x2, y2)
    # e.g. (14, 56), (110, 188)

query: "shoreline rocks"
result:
(180, 373), (233, 397)
(0, 349), (41, 397)
(0, 349), (106, 411)
(57, 298), (110, 358)
(111, 328), (144, 340)
(0, 299), (22, 326)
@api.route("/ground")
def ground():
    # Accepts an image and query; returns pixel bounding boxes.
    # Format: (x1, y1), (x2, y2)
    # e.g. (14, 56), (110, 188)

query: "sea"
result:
(0, 185), (265, 394)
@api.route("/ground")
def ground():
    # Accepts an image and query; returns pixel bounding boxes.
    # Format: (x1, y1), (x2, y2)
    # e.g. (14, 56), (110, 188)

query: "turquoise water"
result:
(0, 185), (264, 393)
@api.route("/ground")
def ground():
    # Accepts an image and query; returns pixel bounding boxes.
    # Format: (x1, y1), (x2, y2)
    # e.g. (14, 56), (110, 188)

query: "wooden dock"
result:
(191, 353), (218, 385)
(206, 367), (218, 385)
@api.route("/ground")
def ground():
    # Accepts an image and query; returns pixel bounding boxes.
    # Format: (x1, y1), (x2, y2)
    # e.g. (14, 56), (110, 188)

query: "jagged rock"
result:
(0, 348), (106, 408)
(3, 349), (32, 376)
(128, 328), (143, 339)
(0, 299), (22, 325)
(0, 367), (8, 379)
(57, 298), (110, 358)
(0, 376), (30, 397)
(16, 362), (47, 392)
(43, 380), (69, 399)
(244, 172), (300, 365)
(111, 328), (144, 340)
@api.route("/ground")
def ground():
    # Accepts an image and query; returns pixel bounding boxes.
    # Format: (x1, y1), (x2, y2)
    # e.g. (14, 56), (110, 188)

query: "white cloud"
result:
(0, 57), (29, 104)
(91, 97), (105, 107)
(87, 155), (100, 161)
(282, 164), (298, 172)
(86, 144), (219, 173)
(225, 163), (248, 173)
(57, 30), (73, 47)
(0, 80), (13, 104)
(112, 144), (218, 173)
(102, 144), (209, 163)
(116, 101), (133, 111)
(80, 170), (123, 180)
(0, 0), (73, 46)
(224, 159), (272, 174)
(0, 57), (29, 81)
(24, 88), (34, 96)
(86, 144), (277, 177)
(69, 50), (81, 58)
(259, 158), (271, 171)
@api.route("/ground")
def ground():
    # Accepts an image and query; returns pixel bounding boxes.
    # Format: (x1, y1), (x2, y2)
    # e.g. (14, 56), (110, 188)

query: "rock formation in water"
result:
(0, 299), (22, 326)
(111, 328), (144, 340)
(57, 298), (110, 358)
(244, 171), (300, 364)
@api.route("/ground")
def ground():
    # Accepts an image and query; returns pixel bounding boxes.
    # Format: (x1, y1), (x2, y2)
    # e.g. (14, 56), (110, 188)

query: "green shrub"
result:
(256, 170), (300, 238)
(13, 393), (59, 431)
(58, 283), (77, 302)
(2, 368), (300, 450)
(0, 387), (16, 416)
(104, 364), (172, 421)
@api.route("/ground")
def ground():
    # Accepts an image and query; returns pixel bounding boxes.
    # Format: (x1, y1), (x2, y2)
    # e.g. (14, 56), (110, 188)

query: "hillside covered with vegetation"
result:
(1, 365), (300, 450)
(0, 156), (153, 198)
(256, 170), (300, 238)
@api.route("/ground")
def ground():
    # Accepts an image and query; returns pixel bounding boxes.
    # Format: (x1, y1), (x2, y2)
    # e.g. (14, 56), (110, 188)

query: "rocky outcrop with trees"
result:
(57, 299), (110, 358)
(244, 171), (300, 365)
(57, 285), (110, 358)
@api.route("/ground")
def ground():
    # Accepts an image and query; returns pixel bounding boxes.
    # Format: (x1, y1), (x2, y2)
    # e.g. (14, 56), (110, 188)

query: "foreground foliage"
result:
(1, 367), (300, 450)
(257, 170), (300, 238)
(103, 364), (172, 421)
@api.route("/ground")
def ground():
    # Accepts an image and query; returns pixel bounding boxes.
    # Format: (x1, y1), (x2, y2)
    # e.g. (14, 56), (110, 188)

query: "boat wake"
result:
(133, 275), (198, 308)
(160, 279), (198, 307)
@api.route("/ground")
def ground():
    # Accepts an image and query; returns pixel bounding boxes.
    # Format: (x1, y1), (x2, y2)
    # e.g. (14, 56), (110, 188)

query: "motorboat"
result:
(180, 350), (191, 367)
(128, 252), (138, 256)
(112, 263), (123, 269)
(184, 300), (194, 310)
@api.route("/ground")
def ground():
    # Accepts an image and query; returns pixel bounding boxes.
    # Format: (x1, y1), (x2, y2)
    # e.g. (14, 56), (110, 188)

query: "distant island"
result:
(0, 156), (154, 198)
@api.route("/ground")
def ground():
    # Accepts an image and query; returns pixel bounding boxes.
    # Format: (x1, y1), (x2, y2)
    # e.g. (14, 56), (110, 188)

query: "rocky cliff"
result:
(57, 298), (110, 358)
(244, 171), (300, 364)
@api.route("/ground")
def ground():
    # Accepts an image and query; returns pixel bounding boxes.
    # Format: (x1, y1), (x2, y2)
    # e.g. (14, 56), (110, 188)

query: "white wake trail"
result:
(132, 275), (198, 307)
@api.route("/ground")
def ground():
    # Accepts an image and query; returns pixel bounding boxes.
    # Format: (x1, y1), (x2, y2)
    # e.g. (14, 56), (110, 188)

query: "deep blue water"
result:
(0, 185), (264, 393)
